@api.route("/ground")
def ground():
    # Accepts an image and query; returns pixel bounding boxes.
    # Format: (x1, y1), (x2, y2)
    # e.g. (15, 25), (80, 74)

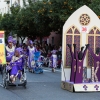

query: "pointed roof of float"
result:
(63, 5), (100, 34)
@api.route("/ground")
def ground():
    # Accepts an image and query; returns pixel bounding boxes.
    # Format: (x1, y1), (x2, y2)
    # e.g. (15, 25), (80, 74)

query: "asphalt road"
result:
(0, 68), (99, 100)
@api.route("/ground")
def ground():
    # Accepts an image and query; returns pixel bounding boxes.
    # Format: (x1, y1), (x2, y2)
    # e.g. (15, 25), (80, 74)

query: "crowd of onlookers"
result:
(15, 38), (62, 69)
(6, 36), (62, 69)
(4, 36), (62, 84)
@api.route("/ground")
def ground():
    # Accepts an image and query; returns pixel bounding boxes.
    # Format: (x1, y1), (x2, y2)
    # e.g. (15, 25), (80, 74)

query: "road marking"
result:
(43, 70), (52, 72)
(43, 68), (61, 72)
(25, 68), (61, 73)
(55, 70), (61, 72)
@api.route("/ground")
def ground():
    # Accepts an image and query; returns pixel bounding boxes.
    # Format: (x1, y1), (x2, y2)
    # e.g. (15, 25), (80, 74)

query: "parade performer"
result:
(51, 50), (57, 72)
(33, 51), (43, 74)
(13, 39), (17, 48)
(26, 37), (31, 46)
(9, 48), (24, 83)
(74, 44), (89, 83)
(88, 46), (100, 82)
(8, 36), (13, 40)
(28, 40), (36, 71)
(6, 36), (15, 62)
(67, 44), (77, 82)
(22, 46), (29, 68)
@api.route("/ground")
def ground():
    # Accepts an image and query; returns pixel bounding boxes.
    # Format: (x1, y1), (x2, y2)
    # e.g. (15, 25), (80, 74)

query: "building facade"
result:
(0, 0), (28, 15)
(0, 0), (43, 15)
(0, 0), (8, 15)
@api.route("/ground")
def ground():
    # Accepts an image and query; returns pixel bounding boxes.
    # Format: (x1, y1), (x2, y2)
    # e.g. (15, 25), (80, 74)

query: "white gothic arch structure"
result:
(62, 5), (100, 82)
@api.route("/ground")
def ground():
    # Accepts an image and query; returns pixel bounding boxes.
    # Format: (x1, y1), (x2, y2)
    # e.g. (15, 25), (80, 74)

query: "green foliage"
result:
(0, 0), (100, 40)
(89, 0), (100, 15)
(10, 6), (20, 15)
(0, 14), (3, 30)
(0, 5), (20, 36)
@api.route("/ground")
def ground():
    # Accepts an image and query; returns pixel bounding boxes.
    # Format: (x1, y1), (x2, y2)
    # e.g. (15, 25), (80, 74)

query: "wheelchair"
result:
(2, 63), (27, 89)
(0, 64), (3, 74)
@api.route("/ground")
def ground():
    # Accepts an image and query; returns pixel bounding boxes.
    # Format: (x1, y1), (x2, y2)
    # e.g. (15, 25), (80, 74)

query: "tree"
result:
(33, 1), (52, 37)
(0, 14), (3, 30)
(1, 0), (99, 43)
(1, 14), (12, 35)
(89, 0), (100, 16)
(0, 5), (20, 37)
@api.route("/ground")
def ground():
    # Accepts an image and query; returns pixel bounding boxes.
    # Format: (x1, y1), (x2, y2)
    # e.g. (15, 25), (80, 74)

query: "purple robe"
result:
(28, 46), (36, 68)
(51, 50), (57, 54)
(74, 49), (87, 83)
(69, 47), (76, 82)
(10, 55), (24, 78)
(88, 48), (100, 81)
(51, 54), (57, 68)
(23, 49), (29, 65)
(23, 49), (29, 58)
(6, 46), (15, 62)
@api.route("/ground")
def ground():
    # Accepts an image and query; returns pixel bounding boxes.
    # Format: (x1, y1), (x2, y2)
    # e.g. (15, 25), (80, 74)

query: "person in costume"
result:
(8, 48), (24, 83)
(51, 50), (57, 72)
(88, 46), (100, 82)
(67, 44), (77, 82)
(74, 44), (89, 83)
(22, 46), (29, 68)
(51, 47), (57, 55)
(26, 37), (31, 46)
(8, 36), (13, 40)
(28, 40), (36, 71)
(6, 36), (15, 63)
(13, 39), (17, 48)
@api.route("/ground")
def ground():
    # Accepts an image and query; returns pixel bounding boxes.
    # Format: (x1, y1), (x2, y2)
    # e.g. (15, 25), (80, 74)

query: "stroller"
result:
(2, 57), (27, 89)
(31, 51), (43, 74)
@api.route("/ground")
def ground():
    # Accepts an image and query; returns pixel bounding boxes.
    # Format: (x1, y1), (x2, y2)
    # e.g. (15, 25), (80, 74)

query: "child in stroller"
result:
(31, 51), (43, 74)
